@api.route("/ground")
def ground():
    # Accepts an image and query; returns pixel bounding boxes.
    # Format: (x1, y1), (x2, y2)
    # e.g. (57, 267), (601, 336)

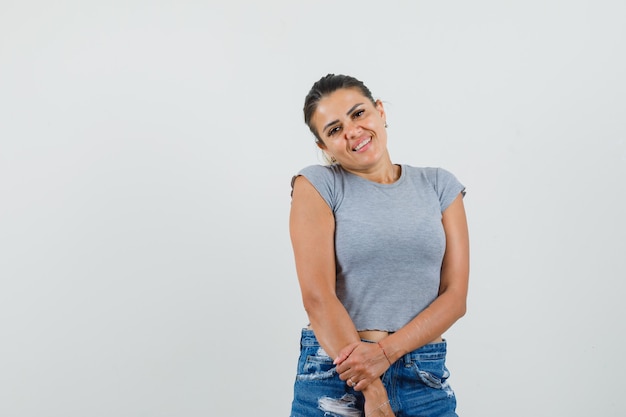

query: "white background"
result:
(1, 1), (625, 416)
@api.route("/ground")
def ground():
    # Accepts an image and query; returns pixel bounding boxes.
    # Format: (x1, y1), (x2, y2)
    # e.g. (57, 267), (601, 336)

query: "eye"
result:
(327, 125), (341, 137)
(352, 109), (365, 118)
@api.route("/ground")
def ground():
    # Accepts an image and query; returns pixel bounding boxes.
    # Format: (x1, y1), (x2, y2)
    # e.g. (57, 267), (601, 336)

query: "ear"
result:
(375, 99), (386, 121)
(316, 139), (327, 150)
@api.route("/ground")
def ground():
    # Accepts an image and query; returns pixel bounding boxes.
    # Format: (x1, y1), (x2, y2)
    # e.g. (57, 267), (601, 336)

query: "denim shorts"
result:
(290, 329), (457, 417)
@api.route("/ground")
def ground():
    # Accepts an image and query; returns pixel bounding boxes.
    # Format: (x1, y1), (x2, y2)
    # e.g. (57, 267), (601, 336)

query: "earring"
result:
(331, 156), (337, 163)
(384, 122), (388, 128)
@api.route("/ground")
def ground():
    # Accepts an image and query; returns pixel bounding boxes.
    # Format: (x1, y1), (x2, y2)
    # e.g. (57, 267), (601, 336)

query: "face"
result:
(311, 88), (388, 171)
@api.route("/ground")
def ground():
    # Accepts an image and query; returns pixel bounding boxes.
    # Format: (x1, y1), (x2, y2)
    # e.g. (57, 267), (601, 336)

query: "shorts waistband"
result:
(298, 328), (447, 358)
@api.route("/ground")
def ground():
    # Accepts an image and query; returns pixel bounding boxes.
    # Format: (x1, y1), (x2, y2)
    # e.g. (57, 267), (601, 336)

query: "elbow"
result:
(442, 288), (467, 322)
(452, 291), (468, 321)
(301, 291), (334, 321)
(301, 297), (318, 318)
(457, 301), (467, 320)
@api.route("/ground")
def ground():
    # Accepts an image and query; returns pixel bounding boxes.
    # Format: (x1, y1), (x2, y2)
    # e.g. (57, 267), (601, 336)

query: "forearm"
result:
(362, 378), (390, 404)
(309, 302), (393, 416)
(305, 296), (361, 360)
(379, 288), (466, 363)
(362, 379), (394, 417)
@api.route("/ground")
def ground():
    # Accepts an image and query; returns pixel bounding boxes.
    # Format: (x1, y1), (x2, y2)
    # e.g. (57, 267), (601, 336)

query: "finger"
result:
(352, 377), (366, 391)
(352, 376), (371, 391)
(337, 360), (354, 376)
(333, 342), (359, 365)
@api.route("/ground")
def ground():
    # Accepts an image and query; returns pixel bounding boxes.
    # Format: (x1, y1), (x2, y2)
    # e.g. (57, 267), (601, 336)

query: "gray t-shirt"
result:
(295, 164), (465, 332)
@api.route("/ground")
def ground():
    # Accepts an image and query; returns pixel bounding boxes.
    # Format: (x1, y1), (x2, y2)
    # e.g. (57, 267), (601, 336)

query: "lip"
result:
(352, 136), (372, 152)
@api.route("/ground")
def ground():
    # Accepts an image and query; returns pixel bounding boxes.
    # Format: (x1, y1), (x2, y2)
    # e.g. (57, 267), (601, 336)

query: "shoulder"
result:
(292, 164), (345, 210)
(294, 164), (346, 191)
(403, 165), (460, 185)
(298, 164), (342, 178)
(402, 165), (465, 211)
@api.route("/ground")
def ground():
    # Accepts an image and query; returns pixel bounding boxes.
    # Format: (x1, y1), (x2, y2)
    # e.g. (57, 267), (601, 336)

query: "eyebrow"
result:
(322, 103), (364, 133)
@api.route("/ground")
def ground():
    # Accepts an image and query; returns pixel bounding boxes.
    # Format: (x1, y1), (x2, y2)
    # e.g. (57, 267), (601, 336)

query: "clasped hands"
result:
(333, 341), (391, 391)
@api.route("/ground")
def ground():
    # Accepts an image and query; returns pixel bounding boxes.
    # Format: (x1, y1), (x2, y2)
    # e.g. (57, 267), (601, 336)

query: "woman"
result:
(289, 74), (469, 417)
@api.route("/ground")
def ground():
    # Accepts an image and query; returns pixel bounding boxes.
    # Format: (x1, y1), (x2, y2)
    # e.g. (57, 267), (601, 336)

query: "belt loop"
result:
(403, 353), (411, 364)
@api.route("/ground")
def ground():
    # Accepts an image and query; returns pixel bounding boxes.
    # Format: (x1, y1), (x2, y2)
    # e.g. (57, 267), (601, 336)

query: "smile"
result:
(352, 137), (371, 152)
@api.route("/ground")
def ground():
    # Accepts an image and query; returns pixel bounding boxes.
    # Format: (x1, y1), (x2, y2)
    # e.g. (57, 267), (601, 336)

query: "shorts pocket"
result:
(409, 350), (451, 389)
(295, 346), (337, 381)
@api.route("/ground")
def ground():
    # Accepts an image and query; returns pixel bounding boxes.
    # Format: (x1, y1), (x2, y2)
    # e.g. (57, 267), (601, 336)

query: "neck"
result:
(343, 158), (400, 184)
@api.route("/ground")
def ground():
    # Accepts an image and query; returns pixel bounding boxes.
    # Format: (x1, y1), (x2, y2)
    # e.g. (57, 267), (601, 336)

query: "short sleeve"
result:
(435, 168), (466, 212)
(291, 165), (340, 211)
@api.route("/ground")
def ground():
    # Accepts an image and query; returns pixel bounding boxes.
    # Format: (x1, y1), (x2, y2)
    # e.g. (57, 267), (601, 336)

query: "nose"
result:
(343, 119), (361, 140)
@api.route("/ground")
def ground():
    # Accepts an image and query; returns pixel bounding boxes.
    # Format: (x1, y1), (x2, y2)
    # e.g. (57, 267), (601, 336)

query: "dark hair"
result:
(303, 74), (376, 144)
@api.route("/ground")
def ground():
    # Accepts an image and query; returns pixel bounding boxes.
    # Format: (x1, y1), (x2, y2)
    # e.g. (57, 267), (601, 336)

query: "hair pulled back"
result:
(303, 74), (376, 144)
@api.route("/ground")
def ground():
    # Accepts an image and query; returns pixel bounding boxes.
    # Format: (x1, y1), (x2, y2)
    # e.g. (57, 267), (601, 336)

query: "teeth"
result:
(353, 137), (371, 151)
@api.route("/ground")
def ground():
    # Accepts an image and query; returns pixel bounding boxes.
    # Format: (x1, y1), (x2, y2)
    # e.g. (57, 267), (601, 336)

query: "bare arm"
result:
(290, 175), (359, 356)
(336, 192), (469, 390)
(290, 175), (393, 413)
(384, 192), (470, 357)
